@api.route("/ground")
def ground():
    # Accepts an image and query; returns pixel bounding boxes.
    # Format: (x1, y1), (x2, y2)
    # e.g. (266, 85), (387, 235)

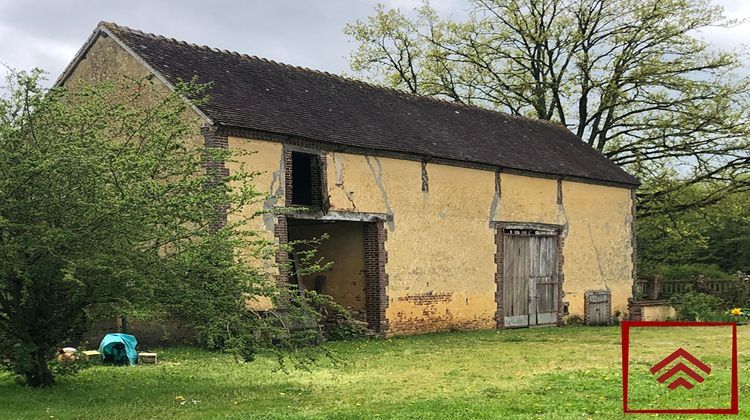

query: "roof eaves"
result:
(217, 123), (641, 188)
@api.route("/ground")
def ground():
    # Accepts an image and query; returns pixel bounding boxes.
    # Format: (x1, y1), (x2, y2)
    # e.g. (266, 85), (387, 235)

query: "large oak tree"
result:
(345, 0), (750, 215)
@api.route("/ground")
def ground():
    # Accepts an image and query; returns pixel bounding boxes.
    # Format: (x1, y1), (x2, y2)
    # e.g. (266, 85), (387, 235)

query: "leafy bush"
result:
(669, 291), (723, 321)
(0, 71), (334, 386)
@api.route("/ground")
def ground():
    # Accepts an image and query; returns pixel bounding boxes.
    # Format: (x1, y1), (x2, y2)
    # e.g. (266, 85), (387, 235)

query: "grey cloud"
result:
(0, 0), (746, 84)
(0, 0), (400, 81)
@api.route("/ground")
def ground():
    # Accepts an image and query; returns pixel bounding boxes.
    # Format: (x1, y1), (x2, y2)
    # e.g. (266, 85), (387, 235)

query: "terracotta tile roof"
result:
(94, 22), (639, 186)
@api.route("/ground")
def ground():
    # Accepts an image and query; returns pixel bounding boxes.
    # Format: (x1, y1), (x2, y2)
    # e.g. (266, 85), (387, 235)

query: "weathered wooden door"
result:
(584, 290), (611, 325)
(503, 229), (559, 328)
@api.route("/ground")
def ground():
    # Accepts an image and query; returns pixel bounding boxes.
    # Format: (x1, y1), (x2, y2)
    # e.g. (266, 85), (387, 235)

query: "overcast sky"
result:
(1, 0), (749, 84)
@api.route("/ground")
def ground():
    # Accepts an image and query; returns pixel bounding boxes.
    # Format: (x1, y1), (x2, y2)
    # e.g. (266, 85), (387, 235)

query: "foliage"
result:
(668, 291), (723, 321)
(0, 70), (225, 386)
(638, 186), (750, 275)
(672, 307), (748, 323)
(346, 0), (750, 215)
(0, 328), (742, 418)
(47, 355), (90, 378)
(0, 70), (336, 387)
(695, 273), (750, 309)
(699, 312), (743, 323)
(153, 234), (268, 363)
(316, 298), (372, 341)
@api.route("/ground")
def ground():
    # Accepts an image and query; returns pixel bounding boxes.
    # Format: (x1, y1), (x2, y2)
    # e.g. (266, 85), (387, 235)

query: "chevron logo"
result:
(650, 347), (712, 390)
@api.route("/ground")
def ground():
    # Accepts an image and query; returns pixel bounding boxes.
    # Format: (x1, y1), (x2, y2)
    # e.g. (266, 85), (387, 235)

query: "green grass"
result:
(1, 326), (746, 419)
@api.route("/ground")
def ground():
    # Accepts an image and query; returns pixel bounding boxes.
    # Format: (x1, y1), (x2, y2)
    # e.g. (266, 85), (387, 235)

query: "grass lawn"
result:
(1, 326), (746, 419)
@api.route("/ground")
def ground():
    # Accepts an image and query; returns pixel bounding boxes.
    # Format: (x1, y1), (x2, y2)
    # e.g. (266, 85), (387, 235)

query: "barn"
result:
(59, 22), (639, 336)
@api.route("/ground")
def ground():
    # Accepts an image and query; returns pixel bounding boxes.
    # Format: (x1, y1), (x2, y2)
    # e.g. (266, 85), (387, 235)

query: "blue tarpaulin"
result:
(98, 333), (138, 365)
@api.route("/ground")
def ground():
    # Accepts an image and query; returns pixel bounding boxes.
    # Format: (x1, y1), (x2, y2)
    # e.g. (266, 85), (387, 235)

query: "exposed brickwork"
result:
(389, 316), (492, 336)
(494, 228), (505, 329)
(274, 215), (290, 287)
(363, 221), (389, 334)
(627, 300), (670, 321)
(283, 149), (293, 207)
(497, 170), (502, 198)
(309, 153), (326, 208)
(397, 292), (452, 305)
(556, 232), (566, 326)
(201, 126), (230, 232)
(388, 292), (495, 335)
(556, 178), (563, 204)
(628, 300), (644, 321)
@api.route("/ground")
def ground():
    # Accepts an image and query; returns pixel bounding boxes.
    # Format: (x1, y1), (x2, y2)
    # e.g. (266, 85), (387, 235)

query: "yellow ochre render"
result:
(64, 33), (636, 335)
(324, 152), (634, 334)
(641, 305), (677, 321)
(227, 137), (634, 334)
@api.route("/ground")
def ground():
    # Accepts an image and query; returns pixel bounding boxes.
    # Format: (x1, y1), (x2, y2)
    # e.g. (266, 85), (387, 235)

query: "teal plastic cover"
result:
(98, 333), (138, 365)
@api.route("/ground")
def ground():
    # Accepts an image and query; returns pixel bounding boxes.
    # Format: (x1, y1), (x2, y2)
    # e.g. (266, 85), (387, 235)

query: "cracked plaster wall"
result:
(228, 142), (635, 332)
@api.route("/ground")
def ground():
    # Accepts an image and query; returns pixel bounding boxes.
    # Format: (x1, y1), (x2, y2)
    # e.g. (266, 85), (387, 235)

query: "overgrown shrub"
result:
(0, 71), (333, 386)
(669, 291), (723, 321)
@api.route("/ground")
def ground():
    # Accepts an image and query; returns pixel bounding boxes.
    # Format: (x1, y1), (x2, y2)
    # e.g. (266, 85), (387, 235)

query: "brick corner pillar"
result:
(556, 232), (566, 327)
(494, 227), (505, 329)
(201, 125), (229, 232)
(364, 221), (389, 334)
(274, 215), (290, 288)
(283, 148), (294, 207)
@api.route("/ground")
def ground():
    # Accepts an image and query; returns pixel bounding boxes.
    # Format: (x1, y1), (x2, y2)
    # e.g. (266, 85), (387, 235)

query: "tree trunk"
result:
(25, 349), (54, 387)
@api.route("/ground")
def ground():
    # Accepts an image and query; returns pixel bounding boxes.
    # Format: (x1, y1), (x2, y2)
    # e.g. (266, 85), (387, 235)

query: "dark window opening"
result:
(291, 151), (319, 206)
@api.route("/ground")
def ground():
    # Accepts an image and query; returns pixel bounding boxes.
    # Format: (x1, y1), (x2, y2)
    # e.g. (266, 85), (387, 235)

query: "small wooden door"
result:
(584, 290), (611, 325)
(503, 229), (560, 328)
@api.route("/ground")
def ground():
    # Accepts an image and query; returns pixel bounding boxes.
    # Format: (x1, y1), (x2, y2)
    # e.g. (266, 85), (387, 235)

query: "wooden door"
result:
(584, 290), (611, 325)
(503, 229), (559, 328)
